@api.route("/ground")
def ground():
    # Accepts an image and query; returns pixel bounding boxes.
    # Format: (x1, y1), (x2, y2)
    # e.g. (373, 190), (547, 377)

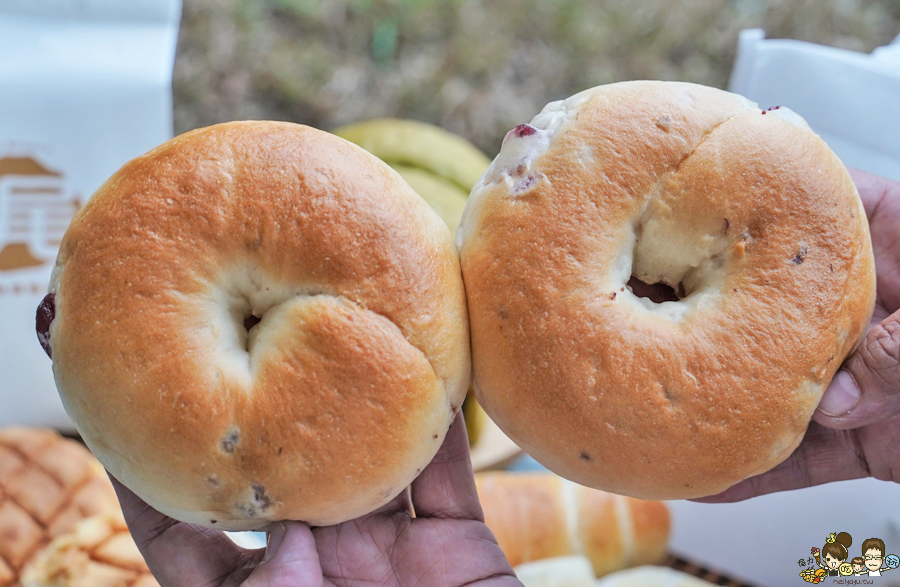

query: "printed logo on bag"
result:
(0, 155), (80, 277)
(798, 532), (900, 584)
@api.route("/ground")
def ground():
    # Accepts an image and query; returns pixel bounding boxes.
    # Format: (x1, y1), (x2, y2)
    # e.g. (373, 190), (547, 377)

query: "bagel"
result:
(37, 121), (470, 530)
(457, 81), (875, 499)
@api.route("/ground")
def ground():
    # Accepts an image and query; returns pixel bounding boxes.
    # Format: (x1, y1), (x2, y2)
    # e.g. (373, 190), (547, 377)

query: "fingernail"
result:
(263, 522), (287, 563)
(817, 370), (860, 417)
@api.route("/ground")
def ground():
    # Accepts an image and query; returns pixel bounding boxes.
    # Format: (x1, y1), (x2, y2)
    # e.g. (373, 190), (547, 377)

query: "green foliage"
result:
(372, 17), (398, 63)
(174, 0), (900, 154)
(270, 0), (320, 16)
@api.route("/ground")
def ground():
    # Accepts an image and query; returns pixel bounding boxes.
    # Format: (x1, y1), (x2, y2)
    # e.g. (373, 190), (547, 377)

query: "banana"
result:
(391, 164), (468, 234)
(333, 119), (492, 193)
(462, 388), (489, 447)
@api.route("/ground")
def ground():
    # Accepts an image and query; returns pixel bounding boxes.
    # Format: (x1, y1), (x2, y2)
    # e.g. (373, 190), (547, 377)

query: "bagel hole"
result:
(627, 275), (684, 304)
(243, 314), (261, 332)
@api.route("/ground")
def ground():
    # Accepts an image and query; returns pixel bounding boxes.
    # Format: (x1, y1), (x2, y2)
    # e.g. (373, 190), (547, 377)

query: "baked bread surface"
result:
(48, 121), (470, 530)
(458, 81), (876, 499)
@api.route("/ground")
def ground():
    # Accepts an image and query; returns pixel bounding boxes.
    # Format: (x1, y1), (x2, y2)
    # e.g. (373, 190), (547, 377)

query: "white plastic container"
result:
(730, 28), (900, 181)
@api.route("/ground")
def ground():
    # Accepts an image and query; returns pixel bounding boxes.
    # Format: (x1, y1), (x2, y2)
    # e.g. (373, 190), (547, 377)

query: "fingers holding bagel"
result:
(691, 422), (870, 502)
(696, 409), (900, 502)
(814, 308), (900, 428)
(116, 473), (322, 586)
(111, 475), (264, 586)
(410, 411), (485, 522)
(814, 172), (900, 429)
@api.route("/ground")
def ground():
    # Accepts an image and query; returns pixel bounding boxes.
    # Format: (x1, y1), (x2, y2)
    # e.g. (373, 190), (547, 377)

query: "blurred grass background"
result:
(173, 0), (900, 155)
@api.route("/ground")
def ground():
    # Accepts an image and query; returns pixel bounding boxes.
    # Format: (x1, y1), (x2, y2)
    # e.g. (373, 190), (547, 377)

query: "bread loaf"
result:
(475, 473), (669, 578)
(22, 513), (158, 587)
(594, 565), (714, 586)
(514, 556), (596, 587)
(0, 427), (120, 587)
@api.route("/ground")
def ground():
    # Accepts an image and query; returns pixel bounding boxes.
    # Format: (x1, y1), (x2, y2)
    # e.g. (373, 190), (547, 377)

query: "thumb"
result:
(814, 309), (900, 429)
(241, 521), (323, 586)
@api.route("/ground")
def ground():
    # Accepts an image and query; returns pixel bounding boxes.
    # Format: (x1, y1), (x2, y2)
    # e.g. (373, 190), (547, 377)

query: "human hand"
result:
(699, 168), (900, 502)
(114, 412), (522, 587)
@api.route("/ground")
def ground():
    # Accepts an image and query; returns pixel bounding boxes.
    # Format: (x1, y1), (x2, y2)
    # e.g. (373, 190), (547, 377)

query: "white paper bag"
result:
(0, 0), (181, 429)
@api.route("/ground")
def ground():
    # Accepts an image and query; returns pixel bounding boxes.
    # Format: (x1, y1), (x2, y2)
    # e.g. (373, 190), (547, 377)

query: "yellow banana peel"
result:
(391, 164), (468, 235)
(333, 118), (491, 193)
(462, 388), (488, 447)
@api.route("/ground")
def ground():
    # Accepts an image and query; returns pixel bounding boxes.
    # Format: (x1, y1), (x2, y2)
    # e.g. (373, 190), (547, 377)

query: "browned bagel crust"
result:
(458, 82), (875, 499)
(48, 121), (470, 530)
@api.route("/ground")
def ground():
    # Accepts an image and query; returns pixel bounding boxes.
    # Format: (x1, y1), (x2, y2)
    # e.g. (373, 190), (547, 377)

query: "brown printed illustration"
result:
(0, 156), (80, 272)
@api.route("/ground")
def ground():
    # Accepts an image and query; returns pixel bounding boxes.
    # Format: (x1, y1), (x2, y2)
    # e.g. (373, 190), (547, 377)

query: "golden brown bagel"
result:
(458, 81), (875, 500)
(41, 121), (470, 530)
